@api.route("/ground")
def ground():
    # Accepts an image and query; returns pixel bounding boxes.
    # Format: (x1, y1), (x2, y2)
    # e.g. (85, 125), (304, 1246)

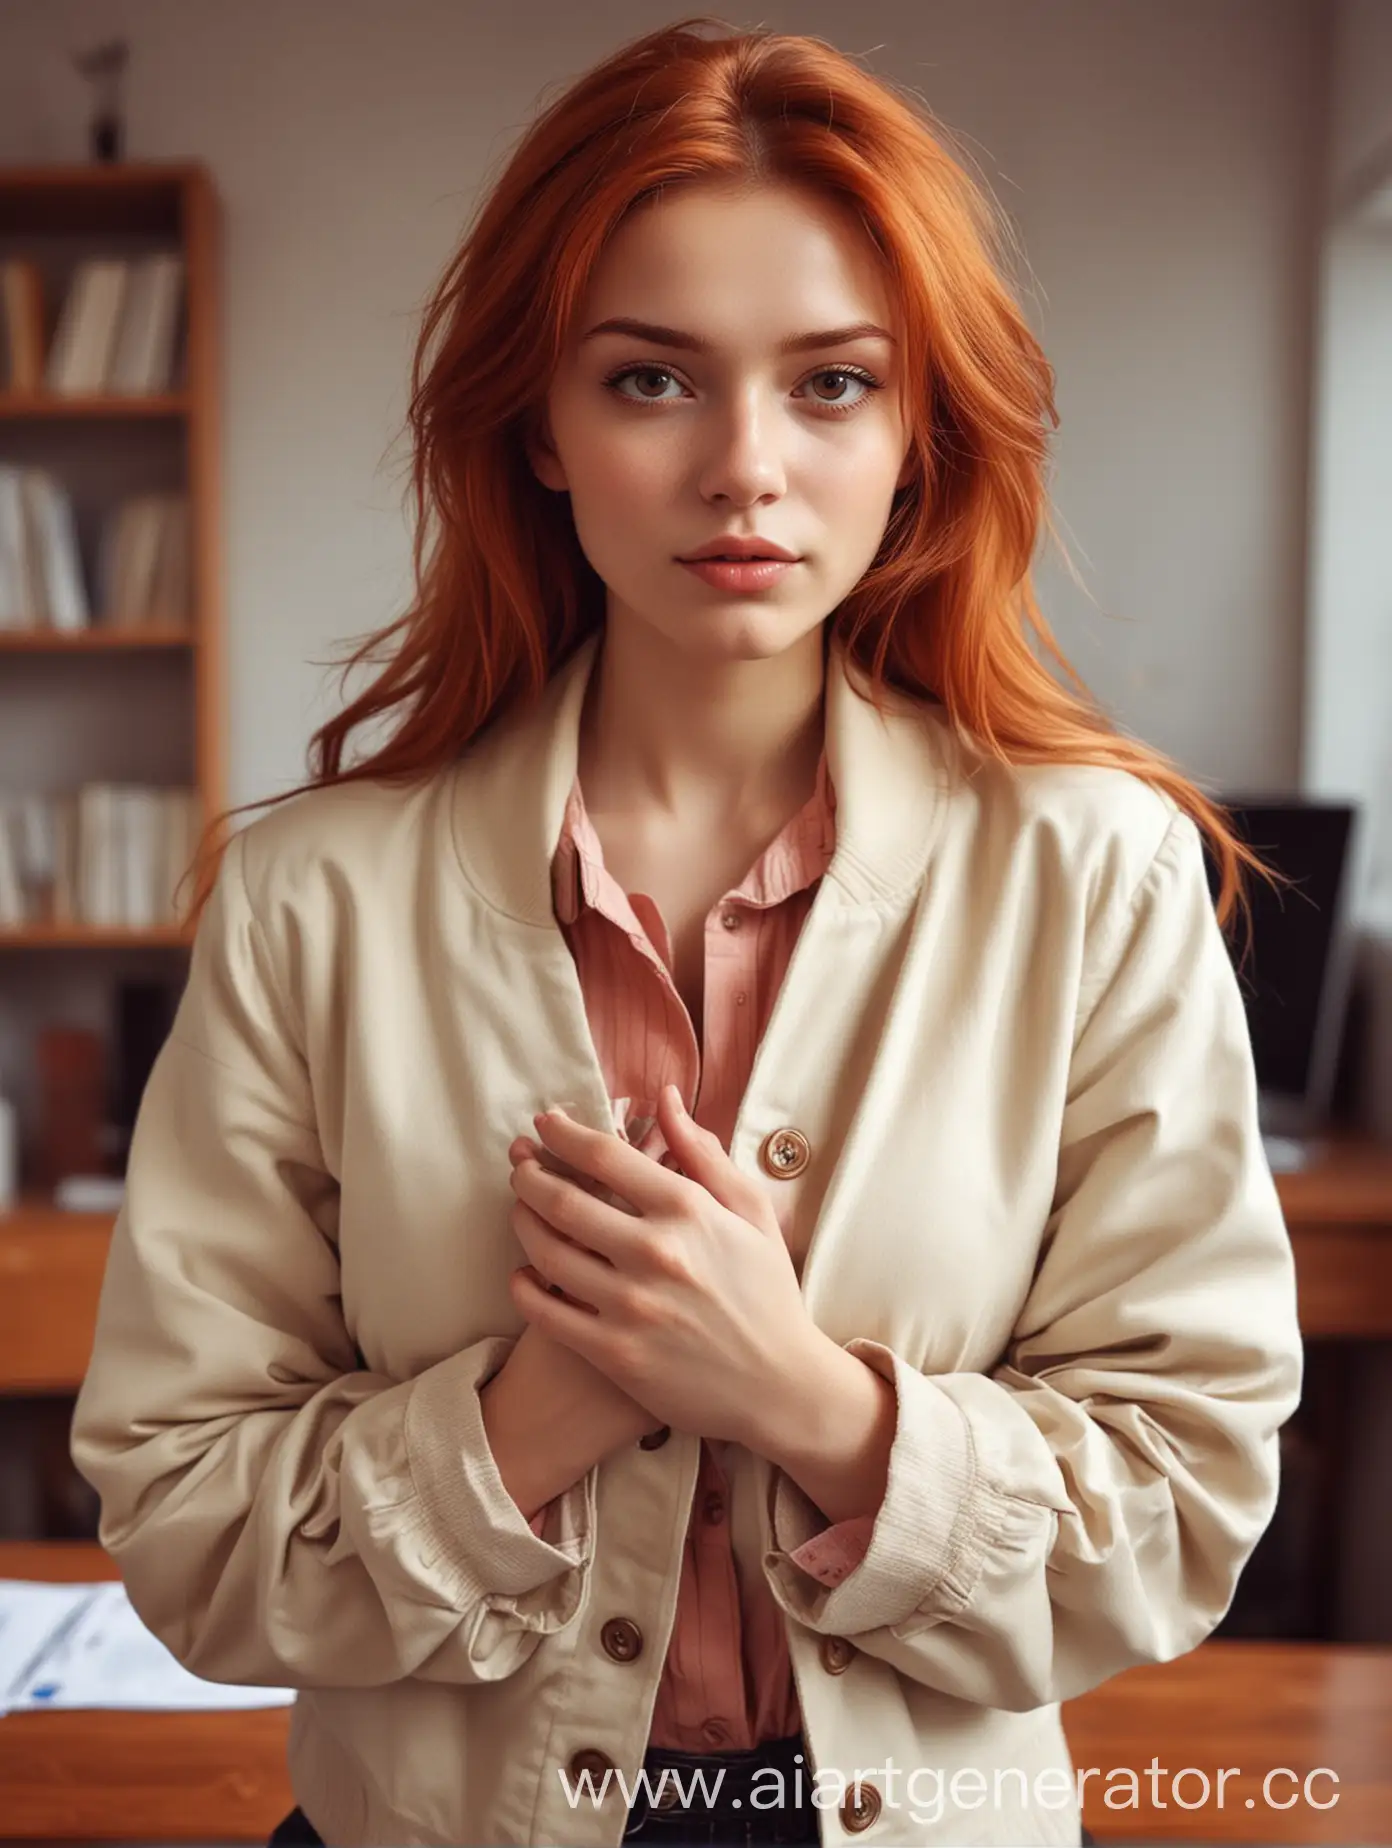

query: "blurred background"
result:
(0, 3), (1388, 1843)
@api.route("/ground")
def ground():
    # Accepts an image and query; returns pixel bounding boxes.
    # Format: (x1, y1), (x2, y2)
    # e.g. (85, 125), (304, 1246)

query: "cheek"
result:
(819, 422), (905, 497)
(567, 436), (682, 565)
(805, 436), (905, 552)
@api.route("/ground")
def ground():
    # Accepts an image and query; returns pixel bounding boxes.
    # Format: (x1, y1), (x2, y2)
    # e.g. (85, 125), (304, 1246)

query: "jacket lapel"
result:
(450, 626), (957, 924)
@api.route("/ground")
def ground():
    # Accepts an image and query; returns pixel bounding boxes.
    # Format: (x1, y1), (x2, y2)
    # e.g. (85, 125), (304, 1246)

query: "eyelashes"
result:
(600, 362), (885, 417)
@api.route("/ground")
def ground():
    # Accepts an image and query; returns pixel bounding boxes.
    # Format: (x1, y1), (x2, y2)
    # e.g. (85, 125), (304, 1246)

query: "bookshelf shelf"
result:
(0, 923), (194, 949)
(0, 626), (194, 651)
(0, 392), (191, 419)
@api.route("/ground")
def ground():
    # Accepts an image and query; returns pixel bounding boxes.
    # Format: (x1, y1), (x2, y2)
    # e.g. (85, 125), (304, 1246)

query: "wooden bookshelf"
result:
(0, 1200), (112, 1391)
(0, 160), (225, 809)
(0, 922), (194, 948)
(0, 162), (223, 1541)
(0, 626), (193, 650)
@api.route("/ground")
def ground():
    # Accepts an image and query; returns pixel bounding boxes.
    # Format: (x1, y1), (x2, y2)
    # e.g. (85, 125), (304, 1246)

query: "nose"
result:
(696, 389), (787, 505)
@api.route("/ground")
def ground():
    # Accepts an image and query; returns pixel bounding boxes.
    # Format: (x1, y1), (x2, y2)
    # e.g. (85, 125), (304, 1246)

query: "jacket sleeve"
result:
(70, 827), (596, 1691)
(761, 809), (1303, 1709)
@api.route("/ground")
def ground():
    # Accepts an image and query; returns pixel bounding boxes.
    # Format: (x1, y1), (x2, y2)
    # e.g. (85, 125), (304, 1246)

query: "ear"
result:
(525, 411), (569, 493)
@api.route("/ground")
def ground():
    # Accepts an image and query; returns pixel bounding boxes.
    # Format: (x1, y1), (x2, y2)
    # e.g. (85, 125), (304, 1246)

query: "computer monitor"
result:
(1206, 799), (1361, 1139)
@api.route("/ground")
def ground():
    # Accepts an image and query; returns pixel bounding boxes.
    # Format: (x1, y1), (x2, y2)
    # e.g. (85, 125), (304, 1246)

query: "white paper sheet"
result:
(0, 1581), (95, 1715)
(0, 1579), (295, 1713)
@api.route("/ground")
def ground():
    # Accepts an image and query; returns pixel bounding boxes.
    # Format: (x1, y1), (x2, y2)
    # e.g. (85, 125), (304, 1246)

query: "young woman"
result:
(72, 18), (1302, 1848)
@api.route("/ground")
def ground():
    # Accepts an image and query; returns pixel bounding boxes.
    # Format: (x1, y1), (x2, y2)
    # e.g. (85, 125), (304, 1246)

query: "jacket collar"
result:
(449, 627), (958, 926)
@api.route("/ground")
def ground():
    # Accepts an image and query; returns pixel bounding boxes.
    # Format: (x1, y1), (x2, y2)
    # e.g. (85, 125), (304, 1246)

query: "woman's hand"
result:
(498, 1141), (665, 1455)
(507, 1085), (822, 1448)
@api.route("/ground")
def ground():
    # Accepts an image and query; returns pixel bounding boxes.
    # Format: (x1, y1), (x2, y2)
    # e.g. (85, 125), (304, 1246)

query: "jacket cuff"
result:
(763, 1337), (981, 1633)
(402, 1337), (594, 1620)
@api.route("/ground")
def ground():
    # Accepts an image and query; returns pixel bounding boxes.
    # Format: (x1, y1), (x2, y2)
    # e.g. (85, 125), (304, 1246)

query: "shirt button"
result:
(734, 991), (747, 1006)
(700, 1718), (732, 1747)
(702, 1490), (726, 1525)
(719, 909), (741, 930)
(758, 1127), (811, 1179)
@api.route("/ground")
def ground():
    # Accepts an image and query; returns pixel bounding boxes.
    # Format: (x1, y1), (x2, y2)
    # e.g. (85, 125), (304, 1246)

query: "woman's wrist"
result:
(479, 1327), (649, 1519)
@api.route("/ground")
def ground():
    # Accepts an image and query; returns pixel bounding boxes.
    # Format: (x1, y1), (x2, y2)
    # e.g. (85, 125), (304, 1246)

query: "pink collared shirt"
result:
(521, 748), (876, 1752)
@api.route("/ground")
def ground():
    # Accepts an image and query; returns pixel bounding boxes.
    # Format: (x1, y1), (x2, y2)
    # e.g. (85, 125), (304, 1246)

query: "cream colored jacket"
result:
(71, 631), (1302, 1848)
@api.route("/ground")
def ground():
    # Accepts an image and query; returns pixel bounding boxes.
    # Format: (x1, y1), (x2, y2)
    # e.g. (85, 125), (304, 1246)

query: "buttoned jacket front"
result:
(71, 629), (1303, 1847)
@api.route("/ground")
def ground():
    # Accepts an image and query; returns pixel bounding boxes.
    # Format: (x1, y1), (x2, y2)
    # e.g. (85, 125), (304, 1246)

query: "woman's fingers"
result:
(509, 1198), (611, 1306)
(533, 1110), (681, 1217)
(510, 1154), (647, 1262)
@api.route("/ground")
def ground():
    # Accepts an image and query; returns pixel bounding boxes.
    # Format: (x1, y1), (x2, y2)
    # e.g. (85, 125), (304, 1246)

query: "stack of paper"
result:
(0, 1580), (295, 1715)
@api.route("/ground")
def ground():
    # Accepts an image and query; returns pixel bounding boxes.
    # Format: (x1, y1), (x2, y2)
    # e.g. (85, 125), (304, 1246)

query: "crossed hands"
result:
(506, 1084), (818, 1449)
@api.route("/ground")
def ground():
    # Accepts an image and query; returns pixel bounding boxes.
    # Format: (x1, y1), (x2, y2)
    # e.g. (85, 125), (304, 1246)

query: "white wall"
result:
(0, 0), (1322, 808)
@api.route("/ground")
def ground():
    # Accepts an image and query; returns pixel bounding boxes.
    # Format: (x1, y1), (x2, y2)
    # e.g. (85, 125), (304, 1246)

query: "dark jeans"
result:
(267, 1739), (1099, 1846)
(622, 1733), (818, 1844)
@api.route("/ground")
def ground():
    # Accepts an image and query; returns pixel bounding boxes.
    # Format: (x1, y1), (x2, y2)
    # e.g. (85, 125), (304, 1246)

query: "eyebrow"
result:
(579, 317), (897, 354)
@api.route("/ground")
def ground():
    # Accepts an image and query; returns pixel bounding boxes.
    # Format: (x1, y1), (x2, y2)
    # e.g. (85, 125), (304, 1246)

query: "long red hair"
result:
(185, 15), (1266, 931)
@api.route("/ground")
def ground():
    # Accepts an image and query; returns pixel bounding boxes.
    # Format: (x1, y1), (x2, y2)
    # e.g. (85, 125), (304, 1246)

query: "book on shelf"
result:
(98, 491), (192, 627)
(0, 466), (89, 629)
(0, 785), (201, 929)
(0, 258), (45, 392)
(30, 253), (186, 397)
(0, 468), (191, 630)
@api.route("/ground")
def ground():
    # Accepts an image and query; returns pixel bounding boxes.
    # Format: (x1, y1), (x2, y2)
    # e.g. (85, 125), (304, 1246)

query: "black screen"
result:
(1205, 802), (1356, 1101)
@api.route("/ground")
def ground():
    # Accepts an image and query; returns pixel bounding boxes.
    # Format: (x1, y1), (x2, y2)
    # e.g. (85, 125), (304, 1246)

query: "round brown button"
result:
(600, 1617), (643, 1663)
(720, 909), (741, 930)
(840, 1780), (881, 1832)
(638, 1424), (671, 1450)
(818, 1634), (855, 1675)
(569, 1747), (615, 1782)
(759, 1127), (810, 1179)
(699, 1717), (732, 1747)
(702, 1491), (726, 1525)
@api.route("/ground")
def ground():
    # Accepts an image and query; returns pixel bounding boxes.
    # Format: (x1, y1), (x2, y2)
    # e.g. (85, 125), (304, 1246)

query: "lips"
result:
(678, 538), (800, 563)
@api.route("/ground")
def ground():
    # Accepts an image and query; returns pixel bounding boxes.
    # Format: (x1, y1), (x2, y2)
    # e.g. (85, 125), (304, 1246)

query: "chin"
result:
(670, 604), (824, 660)
(684, 626), (806, 663)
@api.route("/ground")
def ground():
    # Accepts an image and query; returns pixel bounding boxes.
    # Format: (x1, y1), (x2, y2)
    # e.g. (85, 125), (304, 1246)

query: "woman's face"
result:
(531, 180), (914, 666)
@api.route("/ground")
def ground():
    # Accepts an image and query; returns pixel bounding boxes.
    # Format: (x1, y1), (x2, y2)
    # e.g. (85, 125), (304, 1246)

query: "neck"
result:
(576, 618), (827, 826)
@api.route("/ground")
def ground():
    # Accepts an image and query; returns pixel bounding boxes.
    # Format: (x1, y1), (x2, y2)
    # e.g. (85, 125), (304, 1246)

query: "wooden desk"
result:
(1062, 1640), (1392, 1843)
(3, 1547), (1390, 1844)
(0, 1201), (111, 1393)
(0, 1543), (293, 1843)
(1280, 1135), (1392, 1337)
